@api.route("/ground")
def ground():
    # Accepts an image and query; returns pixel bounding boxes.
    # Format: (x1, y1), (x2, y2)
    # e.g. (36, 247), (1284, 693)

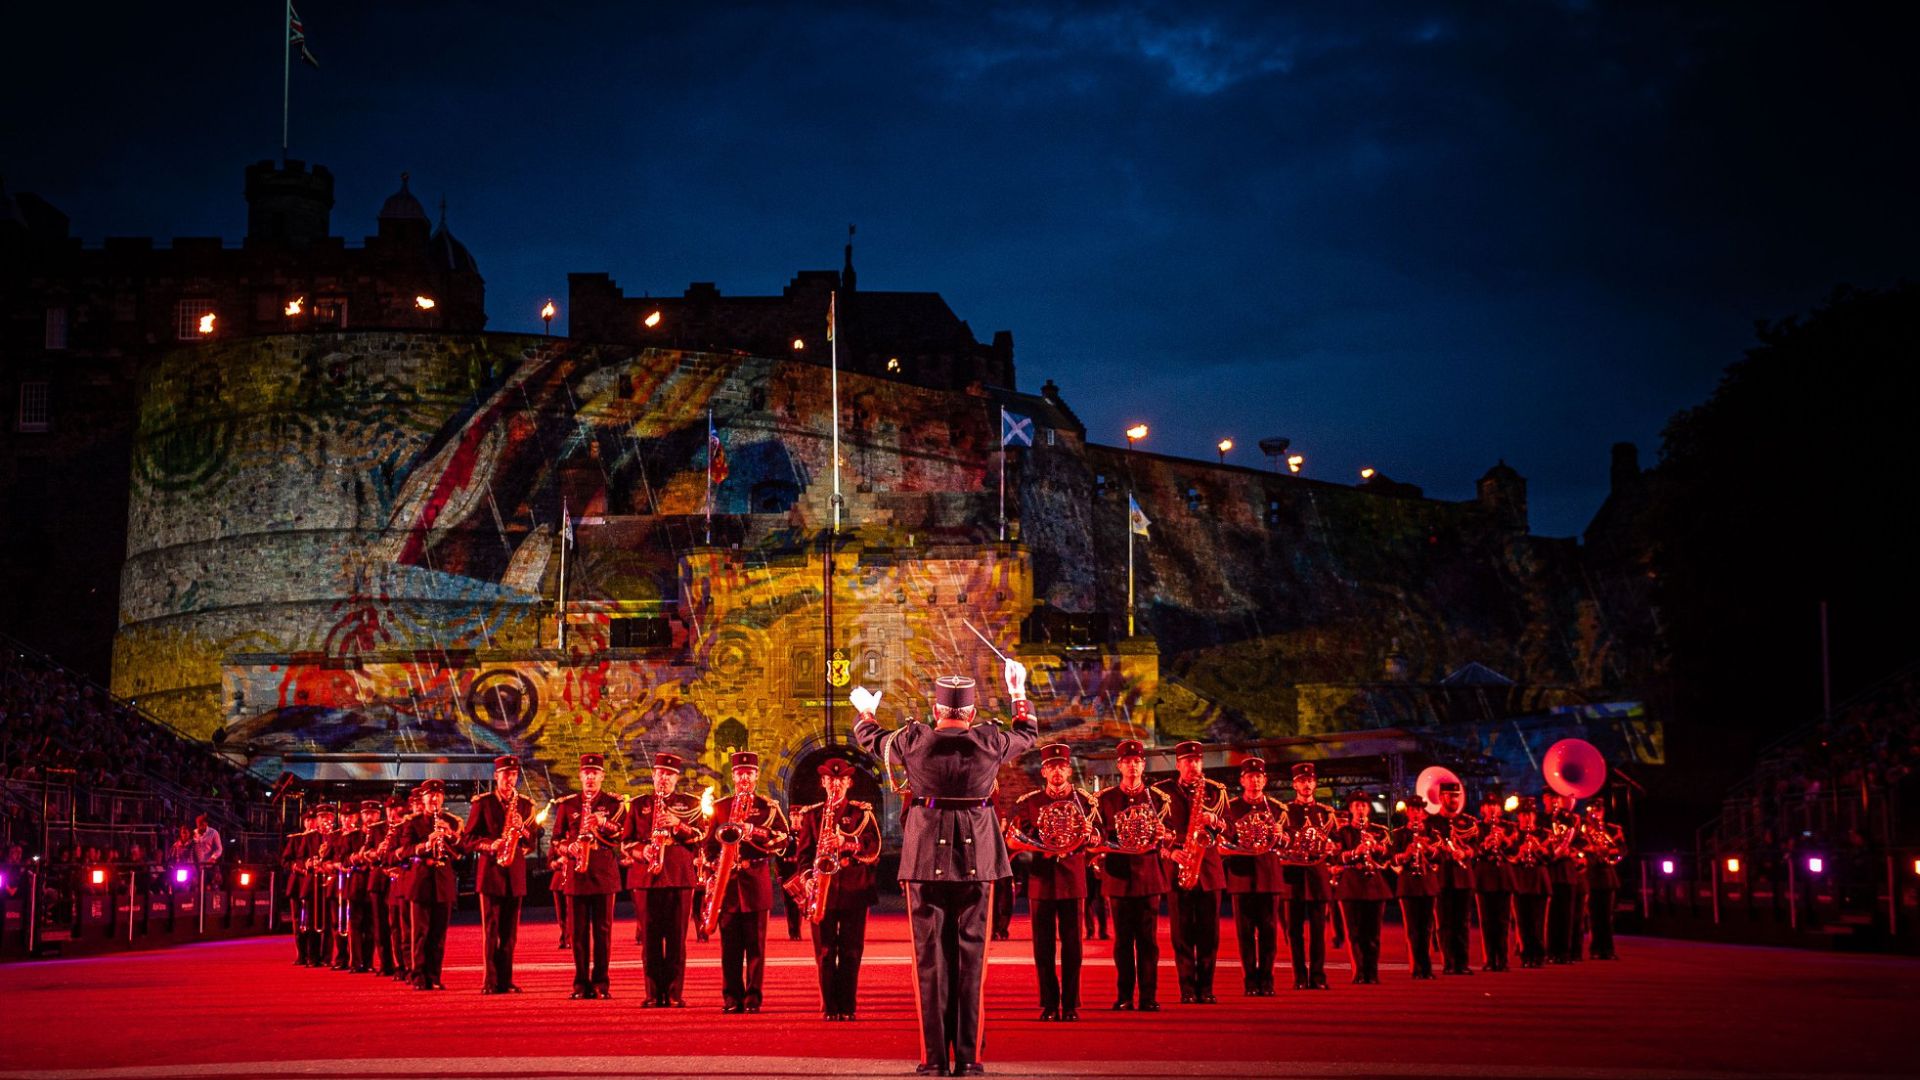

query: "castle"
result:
(3, 162), (1660, 811)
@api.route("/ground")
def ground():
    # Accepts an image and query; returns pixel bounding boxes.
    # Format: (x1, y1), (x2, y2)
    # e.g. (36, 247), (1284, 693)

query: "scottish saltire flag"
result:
(826, 292), (835, 342)
(561, 503), (574, 547)
(1128, 494), (1151, 537)
(708, 412), (729, 485)
(288, 3), (319, 67)
(1001, 407), (1033, 447)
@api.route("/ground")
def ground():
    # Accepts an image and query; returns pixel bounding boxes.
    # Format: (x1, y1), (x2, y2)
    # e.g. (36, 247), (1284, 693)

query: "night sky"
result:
(6, 2), (1914, 537)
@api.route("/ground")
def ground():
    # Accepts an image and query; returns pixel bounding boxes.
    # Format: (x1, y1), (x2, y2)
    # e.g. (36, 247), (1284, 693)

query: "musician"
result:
(621, 752), (706, 1008)
(550, 831), (573, 952)
(1543, 789), (1587, 964)
(346, 799), (383, 972)
(1156, 741), (1228, 1004)
(1507, 796), (1553, 968)
(552, 752), (624, 999)
(1097, 739), (1170, 1013)
(789, 757), (882, 1021)
(305, 804), (338, 969)
(1221, 757), (1284, 995)
(1005, 742), (1098, 1021)
(777, 846), (805, 942)
(1426, 779), (1477, 976)
(283, 808), (314, 966)
(1333, 791), (1393, 985)
(371, 796), (403, 978)
(388, 792), (420, 983)
(1392, 797), (1439, 980)
(705, 750), (791, 1014)
(1279, 762), (1338, 990)
(462, 756), (540, 994)
(852, 662), (1037, 1078)
(1472, 791), (1514, 972)
(397, 778), (462, 990)
(1583, 802), (1625, 960)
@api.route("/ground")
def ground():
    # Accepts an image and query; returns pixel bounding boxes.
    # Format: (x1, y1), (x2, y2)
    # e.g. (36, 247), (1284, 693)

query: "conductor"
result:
(853, 658), (1038, 1077)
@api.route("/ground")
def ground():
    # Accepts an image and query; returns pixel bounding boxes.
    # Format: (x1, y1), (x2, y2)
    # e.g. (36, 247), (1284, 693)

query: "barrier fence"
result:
(1637, 849), (1920, 949)
(0, 861), (277, 960)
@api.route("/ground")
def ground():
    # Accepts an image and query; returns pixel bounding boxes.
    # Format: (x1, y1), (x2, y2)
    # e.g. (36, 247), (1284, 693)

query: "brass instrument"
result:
(493, 789), (529, 868)
(1441, 815), (1480, 865)
(1476, 819), (1511, 860)
(700, 793), (751, 937)
(1342, 820), (1392, 871)
(1090, 800), (1167, 855)
(1217, 803), (1285, 856)
(1275, 808), (1337, 866)
(1583, 822), (1624, 866)
(1168, 780), (1217, 889)
(784, 800), (870, 924)
(570, 803), (615, 874)
(425, 814), (457, 864)
(1398, 828), (1437, 875)
(1548, 817), (1584, 864)
(1511, 828), (1548, 869)
(1008, 795), (1096, 856)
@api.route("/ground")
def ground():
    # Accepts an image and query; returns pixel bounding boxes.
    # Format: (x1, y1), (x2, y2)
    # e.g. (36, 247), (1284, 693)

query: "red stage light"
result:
(91, 869), (106, 885)
(239, 871), (253, 887)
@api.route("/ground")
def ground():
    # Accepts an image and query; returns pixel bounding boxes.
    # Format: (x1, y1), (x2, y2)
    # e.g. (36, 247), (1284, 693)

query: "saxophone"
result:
(783, 801), (850, 925)
(494, 791), (526, 868)
(571, 801), (611, 874)
(1168, 780), (1215, 889)
(700, 792), (751, 937)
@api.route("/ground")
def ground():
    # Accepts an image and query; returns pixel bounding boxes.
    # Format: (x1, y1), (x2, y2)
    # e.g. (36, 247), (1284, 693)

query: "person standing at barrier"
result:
(853, 662), (1037, 1077)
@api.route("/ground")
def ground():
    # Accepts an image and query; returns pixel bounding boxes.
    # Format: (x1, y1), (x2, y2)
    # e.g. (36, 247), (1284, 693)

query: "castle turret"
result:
(1476, 459), (1528, 533)
(244, 159), (333, 246)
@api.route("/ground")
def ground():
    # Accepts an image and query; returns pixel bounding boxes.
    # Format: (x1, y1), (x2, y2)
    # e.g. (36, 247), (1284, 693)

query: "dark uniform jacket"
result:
(789, 798), (882, 909)
(361, 822), (391, 897)
(1584, 822), (1626, 890)
(704, 791), (790, 914)
(1393, 822), (1441, 898)
(1472, 818), (1515, 893)
(1006, 788), (1098, 900)
(281, 830), (311, 899)
(461, 790), (541, 897)
(341, 825), (373, 900)
(1279, 799), (1339, 901)
(620, 791), (706, 890)
(1506, 821), (1553, 896)
(384, 817), (415, 903)
(1546, 811), (1588, 887)
(398, 810), (463, 903)
(1096, 784), (1170, 897)
(551, 792), (625, 896)
(853, 711), (1038, 885)
(1333, 821), (1395, 901)
(1154, 777), (1229, 892)
(1221, 794), (1287, 894)
(1422, 814), (1479, 891)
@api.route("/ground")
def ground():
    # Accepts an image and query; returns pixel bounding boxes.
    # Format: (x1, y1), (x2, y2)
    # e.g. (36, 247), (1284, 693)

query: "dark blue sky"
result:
(6, 2), (1914, 536)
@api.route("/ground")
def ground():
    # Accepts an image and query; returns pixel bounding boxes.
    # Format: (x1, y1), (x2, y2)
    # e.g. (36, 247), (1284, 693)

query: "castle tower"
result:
(244, 159), (334, 246)
(1476, 459), (1529, 533)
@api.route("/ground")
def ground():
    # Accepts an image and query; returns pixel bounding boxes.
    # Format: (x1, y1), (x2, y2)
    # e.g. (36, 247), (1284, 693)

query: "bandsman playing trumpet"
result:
(396, 779), (462, 990)
(1508, 795), (1553, 968)
(1426, 779), (1478, 976)
(1392, 796), (1440, 980)
(1096, 738), (1171, 1013)
(1582, 801), (1626, 960)
(1005, 742), (1099, 1021)
(704, 750), (791, 1014)
(283, 807), (316, 966)
(1333, 791), (1393, 985)
(461, 755), (541, 994)
(1543, 789), (1587, 964)
(1278, 762), (1339, 990)
(788, 757), (881, 1021)
(551, 753), (624, 999)
(620, 751), (706, 1008)
(1472, 790), (1515, 972)
(1156, 741), (1229, 1005)
(1220, 757), (1285, 996)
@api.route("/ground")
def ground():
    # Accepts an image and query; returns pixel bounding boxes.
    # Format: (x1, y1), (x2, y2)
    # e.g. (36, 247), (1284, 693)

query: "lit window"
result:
(311, 297), (348, 328)
(17, 381), (51, 432)
(175, 299), (215, 341)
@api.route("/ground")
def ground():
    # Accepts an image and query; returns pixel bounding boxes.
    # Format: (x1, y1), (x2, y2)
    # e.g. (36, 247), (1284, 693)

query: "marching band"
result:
(275, 724), (1630, 1047)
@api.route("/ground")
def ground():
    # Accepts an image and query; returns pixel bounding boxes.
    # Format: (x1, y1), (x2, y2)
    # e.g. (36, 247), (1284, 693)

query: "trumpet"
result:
(1511, 829), (1548, 869)
(425, 814), (457, 863)
(1583, 822), (1624, 866)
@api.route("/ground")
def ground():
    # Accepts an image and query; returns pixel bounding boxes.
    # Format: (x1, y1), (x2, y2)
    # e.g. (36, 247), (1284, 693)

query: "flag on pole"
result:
(288, 3), (319, 67)
(826, 292), (835, 342)
(1128, 493), (1151, 538)
(708, 413), (729, 486)
(1000, 407), (1033, 447)
(561, 503), (574, 547)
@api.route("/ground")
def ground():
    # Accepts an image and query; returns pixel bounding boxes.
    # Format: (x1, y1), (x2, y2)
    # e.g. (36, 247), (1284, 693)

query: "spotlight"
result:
(792, 337), (806, 351)
(1286, 453), (1305, 473)
(1660, 859), (1675, 876)
(1393, 800), (1408, 814)
(1806, 856), (1823, 874)
(285, 296), (304, 316)
(1360, 467), (1376, 480)
(197, 312), (217, 335)
(414, 295), (436, 310)
(1725, 857), (1741, 874)
(175, 867), (191, 884)
(91, 868), (106, 886)
(644, 310), (662, 328)
(1503, 795), (1520, 812)
(239, 871), (253, 888)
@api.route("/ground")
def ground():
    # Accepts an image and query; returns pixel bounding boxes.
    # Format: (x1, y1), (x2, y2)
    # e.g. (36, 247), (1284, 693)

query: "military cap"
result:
(492, 755), (521, 771)
(1345, 789), (1374, 804)
(1115, 739), (1146, 760)
(360, 799), (383, 812)
(933, 674), (977, 709)
(1515, 795), (1539, 813)
(1437, 779), (1462, 792)
(651, 752), (685, 772)
(419, 778), (445, 795)
(1038, 743), (1073, 764)
(817, 757), (856, 779)
(384, 796), (407, 809)
(1239, 756), (1267, 774)
(1173, 740), (1204, 759)
(1291, 762), (1316, 780)
(312, 803), (336, 816)
(730, 751), (760, 769)
(1480, 788), (1503, 806)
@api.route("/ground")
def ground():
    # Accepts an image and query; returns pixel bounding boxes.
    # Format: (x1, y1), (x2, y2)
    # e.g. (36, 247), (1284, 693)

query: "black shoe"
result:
(1201, 993), (1217, 1003)
(509, 985), (523, 993)
(1060, 1008), (1079, 1021)
(1294, 979), (1309, 990)
(1309, 978), (1328, 990)
(722, 1003), (743, 1014)
(1413, 972), (1436, 980)
(964, 1067), (986, 1076)
(1138, 1001), (1160, 1011)
(641, 998), (657, 1008)
(569, 989), (594, 1000)
(1112, 999), (1133, 1011)
(744, 1004), (760, 1013)
(482, 987), (500, 995)
(669, 998), (686, 1008)
(1179, 993), (1196, 1004)
(914, 1066), (947, 1077)
(596, 988), (612, 999)
(1039, 1008), (1057, 1021)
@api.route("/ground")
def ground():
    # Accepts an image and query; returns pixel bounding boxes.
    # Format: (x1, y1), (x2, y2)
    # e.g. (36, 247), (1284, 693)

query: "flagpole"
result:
(705, 407), (713, 546)
(1127, 490), (1135, 638)
(830, 290), (841, 535)
(281, 0), (292, 161)
(998, 408), (1007, 542)
(557, 503), (569, 652)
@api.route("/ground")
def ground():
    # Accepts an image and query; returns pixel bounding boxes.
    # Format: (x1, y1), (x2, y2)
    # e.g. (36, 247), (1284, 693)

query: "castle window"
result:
(44, 307), (68, 350)
(1265, 498), (1282, 526)
(1046, 429), (1055, 447)
(311, 296), (348, 329)
(1095, 473), (1109, 499)
(175, 299), (214, 341)
(17, 382), (50, 433)
(1185, 485), (1203, 512)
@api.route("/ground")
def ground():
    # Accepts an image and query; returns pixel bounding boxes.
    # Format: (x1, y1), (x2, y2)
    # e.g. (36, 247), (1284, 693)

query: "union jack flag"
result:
(289, 3), (319, 68)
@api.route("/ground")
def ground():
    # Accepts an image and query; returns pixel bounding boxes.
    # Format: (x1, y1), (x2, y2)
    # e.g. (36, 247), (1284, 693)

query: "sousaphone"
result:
(1542, 738), (1607, 800)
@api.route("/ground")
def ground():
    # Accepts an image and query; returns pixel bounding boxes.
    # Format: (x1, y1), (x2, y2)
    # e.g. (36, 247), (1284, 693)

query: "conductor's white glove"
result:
(1003, 659), (1027, 700)
(848, 686), (882, 717)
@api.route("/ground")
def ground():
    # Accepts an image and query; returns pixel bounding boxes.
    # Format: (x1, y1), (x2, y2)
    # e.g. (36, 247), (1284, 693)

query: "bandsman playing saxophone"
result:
(1004, 742), (1099, 1021)
(1333, 791), (1393, 985)
(704, 750), (790, 1014)
(788, 757), (881, 1021)
(461, 755), (541, 994)
(552, 753), (624, 999)
(1155, 741), (1229, 1005)
(620, 751), (707, 1008)
(1220, 757), (1286, 996)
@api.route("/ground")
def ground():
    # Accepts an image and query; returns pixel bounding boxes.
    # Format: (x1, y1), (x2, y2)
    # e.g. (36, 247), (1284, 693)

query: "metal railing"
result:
(1636, 847), (1920, 949)
(0, 860), (279, 960)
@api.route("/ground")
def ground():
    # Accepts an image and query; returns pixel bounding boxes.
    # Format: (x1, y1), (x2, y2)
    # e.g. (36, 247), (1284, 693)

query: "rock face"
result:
(113, 331), (1627, 794)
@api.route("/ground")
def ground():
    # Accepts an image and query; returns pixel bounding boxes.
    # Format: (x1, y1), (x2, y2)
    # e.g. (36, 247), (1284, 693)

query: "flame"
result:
(1360, 467), (1376, 480)
(197, 313), (216, 334)
(285, 297), (304, 316)
(700, 785), (716, 818)
(541, 300), (557, 321)
(1217, 438), (1233, 453)
(414, 295), (436, 310)
(534, 799), (553, 826)
(1126, 424), (1148, 441)
(644, 310), (662, 328)
(1286, 454), (1305, 473)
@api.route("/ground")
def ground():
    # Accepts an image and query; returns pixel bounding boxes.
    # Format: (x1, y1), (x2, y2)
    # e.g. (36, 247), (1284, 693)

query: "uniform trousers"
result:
(720, 908), (769, 1008)
(1400, 896), (1436, 977)
(1285, 899), (1328, 985)
(642, 888), (692, 1002)
(409, 899), (452, 987)
(569, 892), (613, 994)
(1108, 894), (1161, 1005)
(1339, 899), (1384, 981)
(1029, 897), (1082, 1011)
(906, 881), (992, 1072)
(478, 894), (522, 991)
(1477, 891), (1512, 969)
(1588, 887), (1618, 959)
(1233, 893), (1279, 992)
(1514, 892), (1549, 965)
(1169, 888), (1221, 997)
(1437, 886), (1474, 973)
(811, 905), (870, 1014)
